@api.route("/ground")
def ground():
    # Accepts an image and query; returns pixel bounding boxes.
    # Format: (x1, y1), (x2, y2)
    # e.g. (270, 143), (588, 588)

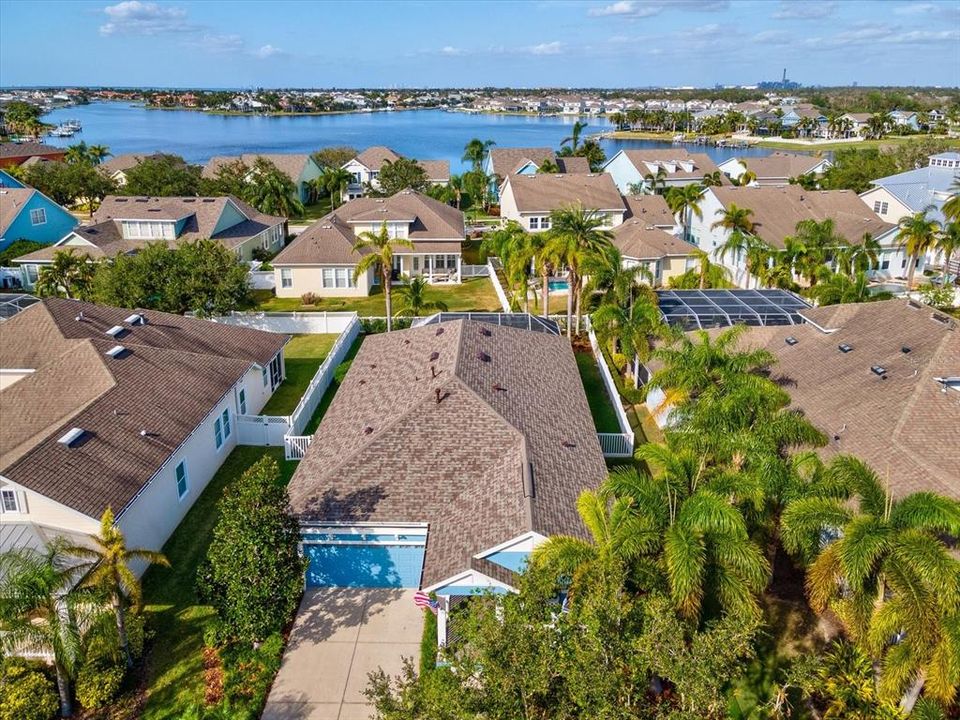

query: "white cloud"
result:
(771, 1), (836, 20)
(752, 29), (789, 44)
(254, 44), (282, 59)
(529, 41), (564, 55)
(440, 45), (464, 56)
(589, 1), (661, 17)
(892, 2), (937, 14)
(199, 33), (244, 54)
(804, 22), (960, 49)
(99, 1), (195, 36)
(588, 0), (726, 18)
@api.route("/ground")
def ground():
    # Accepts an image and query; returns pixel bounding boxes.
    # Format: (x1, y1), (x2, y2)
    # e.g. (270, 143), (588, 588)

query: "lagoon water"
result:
(43, 103), (780, 172)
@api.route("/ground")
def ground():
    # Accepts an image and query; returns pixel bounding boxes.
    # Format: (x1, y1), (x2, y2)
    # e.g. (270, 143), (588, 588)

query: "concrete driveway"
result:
(262, 588), (423, 720)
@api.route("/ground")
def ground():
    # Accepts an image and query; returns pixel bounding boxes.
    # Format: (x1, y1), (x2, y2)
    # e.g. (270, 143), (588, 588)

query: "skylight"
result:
(58, 427), (85, 446)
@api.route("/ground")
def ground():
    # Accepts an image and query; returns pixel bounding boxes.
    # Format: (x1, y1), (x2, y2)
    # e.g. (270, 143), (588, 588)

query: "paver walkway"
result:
(262, 588), (422, 720)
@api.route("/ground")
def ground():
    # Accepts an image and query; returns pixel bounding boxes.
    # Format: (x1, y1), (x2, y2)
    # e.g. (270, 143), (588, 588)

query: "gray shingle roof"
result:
(288, 319), (608, 587)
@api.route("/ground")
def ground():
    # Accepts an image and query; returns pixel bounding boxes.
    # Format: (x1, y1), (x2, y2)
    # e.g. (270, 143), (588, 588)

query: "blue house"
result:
(0, 188), (78, 251)
(0, 169), (25, 189)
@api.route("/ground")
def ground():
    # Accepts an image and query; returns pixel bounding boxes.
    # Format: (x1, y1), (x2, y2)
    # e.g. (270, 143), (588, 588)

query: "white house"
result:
(689, 185), (900, 287)
(13, 195), (287, 289)
(602, 149), (725, 194)
(499, 173), (627, 232)
(271, 189), (466, 298)
(482, 147), (591, 202)
(717, 152), (833, 187)
(0, 299), (289, 568)
(340, 147), (450, 201)
(613, 195), (698, 286)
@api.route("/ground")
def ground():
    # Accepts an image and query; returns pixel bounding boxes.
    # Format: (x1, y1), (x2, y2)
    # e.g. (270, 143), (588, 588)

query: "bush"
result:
(919, 283), (955, 310)
(0, 661), (58, 720)
(75, 661), (125, 710)
(251, 247), (274, 263)
(301, 291), (319, 306)
(360, 317), (412, 334)
(220, 633), (284, 711)
(611, 352), (627, 373)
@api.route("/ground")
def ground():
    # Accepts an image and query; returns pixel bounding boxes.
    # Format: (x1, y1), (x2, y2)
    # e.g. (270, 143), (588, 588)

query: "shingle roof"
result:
(0, 188), (37, 236)
(736, 152), (829, 180)
(488, 147), (557, 177)
(503, 173), (626, 213)
(288, 320), (608, 587)
(0, 142), (65, 160)
(273, 189), (465, 266)
(612, 222), (695, 261)
(0, 299), (289, 518)
(686, 300), (959, 499)
(201, 153), (315, 183)
(556, 156), (591, 174)
(708, 185), (896, 249)
(347, 147), (449, 181)
(418, 159), (450, 182)
(13, 221), (134, 263)
(99, 153), (164, 175)
(623, 194), (677, 226)
(615, 148), (723, 180)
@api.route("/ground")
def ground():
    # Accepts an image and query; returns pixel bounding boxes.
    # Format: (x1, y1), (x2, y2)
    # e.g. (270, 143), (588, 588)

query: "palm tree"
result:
(65, 142), (92, 165)
(391, 275), (449, 318)
(317, 166), (353, 209)
(835, 232), (882, 275)
(701, 170), (724, 187)
(785, 218), (845, 287)
(353, 221), (415, 331)
(447, 173), (466, 209)
(897, 211), (941, 289)
(35, 249), (95, 300)
(812, 270), (890, 306)
(664, 184), (704, 238)
(66, 508), (168, 668)
(545, 203), (614, 336)
(560, 120), (589, 153)
(592, 293), (666, 380)
(606, 459), (770, 622)
(941, 179), (960, 224)
(585, 245), (652, 307)
(88, 145), (111, 165)
(0, 539), (102, 716)
(713, 230), (770, 289)
(669, 248), (732, 290)
(462, 138), (495, 170)
(867, 112), (893, 139)
(781, 456), (960, 707)
(245, 159), (305, 217)
(537, 158), (560, 174)
(735, 169), (757, 187)
(481, 220), (532, 310)
(642, 166), (668, 195)
(936, 220), (959, 283)
(711, 202), (755, 235)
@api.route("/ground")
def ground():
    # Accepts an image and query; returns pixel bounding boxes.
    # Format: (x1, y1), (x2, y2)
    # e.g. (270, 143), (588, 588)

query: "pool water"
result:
(548, 280), (570, 292)
(869, 283), (908, 296)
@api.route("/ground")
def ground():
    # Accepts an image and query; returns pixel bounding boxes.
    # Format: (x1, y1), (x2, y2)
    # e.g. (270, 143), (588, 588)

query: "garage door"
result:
(302, 528), (426, 588)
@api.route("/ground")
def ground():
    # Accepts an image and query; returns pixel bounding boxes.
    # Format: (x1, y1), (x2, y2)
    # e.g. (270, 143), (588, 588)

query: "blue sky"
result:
(1, 0), (958, 88)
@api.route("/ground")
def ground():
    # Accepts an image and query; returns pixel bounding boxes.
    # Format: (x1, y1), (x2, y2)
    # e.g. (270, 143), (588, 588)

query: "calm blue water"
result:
(42, 102), (781, 173)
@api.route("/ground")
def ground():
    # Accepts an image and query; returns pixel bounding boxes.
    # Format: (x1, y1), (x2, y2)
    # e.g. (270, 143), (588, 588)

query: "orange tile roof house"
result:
(0, 298), (289, 563)
(13, 194), (287, 289)
(287, 318), (607, 643)
(271, 189), (466, 298)
(340, 146), (450, 201)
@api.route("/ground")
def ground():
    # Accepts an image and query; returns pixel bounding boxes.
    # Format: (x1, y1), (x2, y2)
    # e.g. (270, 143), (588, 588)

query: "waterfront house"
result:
(98, 153), (166, 187)
(614, 195), (697, 286)
(202, 153), (323, 204)
(602, 149), (725, 195)
(271, 189), (465, 298)
(341, 147), (450, 201)
(499, 173), (626, 231)
(482, 147), (591, 202)
(889, 110), (920, 131)
(643, 299), (960, 501)
(689, 185), (899, 286)
(286, 318), (607, 645)
(13, 195), (286, 288)
(0, 298), (289, 564)
(779, 105), (828, 136)
(0, 187), (78, 251)
(0, 142), (66, 168)
(717, 152), (833, 187)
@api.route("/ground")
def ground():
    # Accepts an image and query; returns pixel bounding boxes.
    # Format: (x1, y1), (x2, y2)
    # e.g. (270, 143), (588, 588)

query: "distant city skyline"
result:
(1, 0), (959, 89)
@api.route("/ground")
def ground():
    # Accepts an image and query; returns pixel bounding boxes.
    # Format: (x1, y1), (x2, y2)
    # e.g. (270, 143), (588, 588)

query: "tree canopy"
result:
(121, 153), (201, 197)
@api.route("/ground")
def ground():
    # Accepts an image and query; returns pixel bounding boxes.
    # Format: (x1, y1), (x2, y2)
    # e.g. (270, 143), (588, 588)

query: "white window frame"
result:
(280, 268), (293, 288)
(262, 366), (269, 387)
(29, 208), (47, 226)
(221, 408), (231, 440)
(214, 416), (224, 450)
(1, 488), (20, 513)
(238, 388), (247, 415)
(175, 460), (188, 500)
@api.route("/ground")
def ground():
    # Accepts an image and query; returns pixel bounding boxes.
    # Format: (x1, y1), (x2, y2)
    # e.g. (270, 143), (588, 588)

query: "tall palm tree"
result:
(642, 166), (668, 195)
(711, 202), (755, 235)
(606, 459), (770, 622)
(65, 141), (91, 165)
(665, 183), (705, 237)
(560, 120), (589, 153)
(701, 170), (724, 187)
(781, 456), (960, 707)
(245, 159), (304, 217)
(353, 221), (415, 331)
(897, 211), (941, 289)
(391, 275), (449, 318)
(35, 249), (96, 300)
(0, 540), (102, 717)
(592, 293), (666, 380)
(462, 138), (495, 170)
(545, 203), (614, 336)
(835, 232), (882, 275)
(941, 179), (960, 225)
(88, 145), (111, 165)
(669, 248), (732, 290)
(537, 158), (560, 174)
(936, 220), (959, 283)
(317, 166), (353, 209)
(867, 112), (893, 139)
(447, 173), (466, 209)
(481, 220), (532, 311)
(785, 218), (845, 287)
(66, 508), (169, 668)
(812, 270), (891, 306)
(585, 245), (652, 307)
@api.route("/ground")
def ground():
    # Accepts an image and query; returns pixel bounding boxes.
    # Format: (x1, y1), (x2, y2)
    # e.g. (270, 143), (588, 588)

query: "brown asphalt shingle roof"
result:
(502, 173), (626, 213)
(348, 147), (449, 181)
(288, 320), (608, 588)
(0, 188), (38, 236)
(201, 153), (316, 183)
(273, 189), (465, 266)
(13, 221), (137, 263)
(707, 185), (896, 250)
(0, 142), (65, 161)
(736, 152), (829, 180)
(0, 299), (289, 518)
(488, 147), (556, 177)
(99, 153), (165, 175)
(617, 148), (723, 180)
(612, 221), (696, 261)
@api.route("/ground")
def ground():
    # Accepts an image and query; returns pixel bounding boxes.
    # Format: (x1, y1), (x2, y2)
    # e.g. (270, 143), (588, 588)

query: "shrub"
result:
(301, 291), (319, 306)
(251, 247), (274, 263)
(220, 633), (284, 711)
(75, 661), (125, 710)
(611, 352), (627, 373)
(0, 661), (58, 720)
(919, 283), (955, 310)
(360, 317), (412, 334)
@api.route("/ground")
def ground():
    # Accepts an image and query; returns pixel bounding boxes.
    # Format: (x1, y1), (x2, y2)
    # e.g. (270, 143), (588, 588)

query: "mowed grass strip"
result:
(260, 334), (338, 416)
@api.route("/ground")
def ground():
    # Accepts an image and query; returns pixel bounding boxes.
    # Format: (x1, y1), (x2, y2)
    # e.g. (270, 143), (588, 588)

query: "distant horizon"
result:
(1, 0), (958, 88)
(3, 84), (960, 92)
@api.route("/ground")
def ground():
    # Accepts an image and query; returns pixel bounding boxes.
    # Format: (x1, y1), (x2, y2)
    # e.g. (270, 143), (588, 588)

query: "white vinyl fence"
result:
(284, 435), (312, 460)
(461, 264), (490, 278)
(486, 257), (512, 312)
(208, 310), (359, 335)
(587, 325), (636, 458)
(233, 315), (362, 448)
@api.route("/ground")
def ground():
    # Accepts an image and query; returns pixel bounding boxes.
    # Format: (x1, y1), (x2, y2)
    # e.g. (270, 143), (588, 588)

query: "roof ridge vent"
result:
(58, 427), (85, 446)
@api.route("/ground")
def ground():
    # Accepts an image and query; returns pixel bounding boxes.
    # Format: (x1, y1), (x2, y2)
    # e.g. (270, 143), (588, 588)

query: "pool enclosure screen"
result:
(657, 289), (811, 330)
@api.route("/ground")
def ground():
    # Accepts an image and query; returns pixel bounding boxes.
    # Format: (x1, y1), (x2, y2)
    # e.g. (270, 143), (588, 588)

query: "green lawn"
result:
(303, 335), (363, 434)
(253, 277), (502, 315)
(260, 334), (338, 415)
(574, 349), (622, 434)
(755, 134), (960, 152)
(140, 446), (297, 718)
(295, 197), (333, 222)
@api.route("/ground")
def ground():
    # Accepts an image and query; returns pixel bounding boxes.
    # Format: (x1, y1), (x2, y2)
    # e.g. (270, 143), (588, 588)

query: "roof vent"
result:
(785, 336), (798, 346)
(838, 343), (853, 353)
(429, 351), (439, 361)
(75, 311), (85, 322)
(435, 327), (444, 336)
(476, 350), (491, 362)
(202, 198), (215, 203)
(115, 198), (128, 202)
(106, 325), (127, 338)
(561, 440), (576, 448)
(125, 313), (146, 325)
(105, 345), (127, 358)
(58, 427), (85, 446)
(932, 312), (956, 329)
(907, 299), (922, 309)
(871, 365), (887, 377)
(479, 327), (492, 337)
(901, 346), (911, 354)
(358, 379), (366, 385)
(493, 383), (506, 392)
(363, 426), (373, 435)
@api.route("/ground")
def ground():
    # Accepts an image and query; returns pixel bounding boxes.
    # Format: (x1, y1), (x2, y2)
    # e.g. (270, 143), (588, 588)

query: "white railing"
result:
(587, 325), (636, 457)
(284, 435), (313, 460)
(411, 312), (561, 334)
(236, 413), (291, 446)
(288, 316), (362, 434)
(486, 257), (512, 312)
(461, 264), (490, 278)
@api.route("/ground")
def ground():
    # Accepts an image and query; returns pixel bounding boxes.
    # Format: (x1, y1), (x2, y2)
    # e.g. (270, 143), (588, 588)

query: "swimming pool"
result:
(548, 280), (570, 292)
(869, 282), (908, 296)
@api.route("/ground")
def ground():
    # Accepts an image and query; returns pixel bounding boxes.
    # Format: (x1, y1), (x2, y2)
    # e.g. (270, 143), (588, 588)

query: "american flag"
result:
(414, 590), (439, 614)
